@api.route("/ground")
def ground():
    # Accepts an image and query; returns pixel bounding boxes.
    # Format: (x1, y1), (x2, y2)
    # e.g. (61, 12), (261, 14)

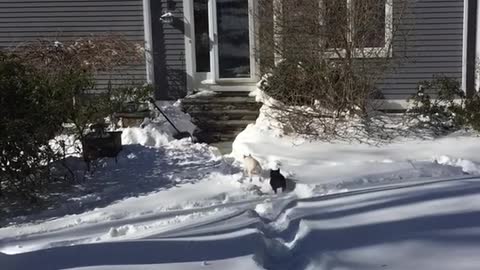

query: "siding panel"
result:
(381, 0), (464, 99)
(0, 0), (147, 88)
(150, 0), (187, 99)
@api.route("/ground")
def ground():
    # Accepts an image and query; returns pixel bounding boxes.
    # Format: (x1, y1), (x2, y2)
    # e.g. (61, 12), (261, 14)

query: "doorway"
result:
(189, 0), (256, 91)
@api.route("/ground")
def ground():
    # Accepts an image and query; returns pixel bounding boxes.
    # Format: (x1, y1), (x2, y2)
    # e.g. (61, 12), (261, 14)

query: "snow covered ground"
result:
(2, 100), (480, 270)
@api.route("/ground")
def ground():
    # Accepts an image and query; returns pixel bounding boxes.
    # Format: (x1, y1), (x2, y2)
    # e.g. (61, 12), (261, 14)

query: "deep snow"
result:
(2, 99), (480, 270)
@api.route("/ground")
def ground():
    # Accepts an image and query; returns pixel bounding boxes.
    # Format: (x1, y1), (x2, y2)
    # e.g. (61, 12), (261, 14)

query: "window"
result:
(323, 0), (392, 58)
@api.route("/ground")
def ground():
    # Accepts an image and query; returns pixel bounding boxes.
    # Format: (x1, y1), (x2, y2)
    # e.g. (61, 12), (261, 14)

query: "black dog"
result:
(270, 169), (286, 194)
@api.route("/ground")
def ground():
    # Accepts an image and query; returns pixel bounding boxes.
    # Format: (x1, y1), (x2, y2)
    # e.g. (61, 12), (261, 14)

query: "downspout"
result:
(465, 0), (477, 97)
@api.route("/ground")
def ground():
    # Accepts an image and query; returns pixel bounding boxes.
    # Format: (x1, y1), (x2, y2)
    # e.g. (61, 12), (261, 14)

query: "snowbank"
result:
(4, 93), (480, 270)
(231, 90), (480, 186)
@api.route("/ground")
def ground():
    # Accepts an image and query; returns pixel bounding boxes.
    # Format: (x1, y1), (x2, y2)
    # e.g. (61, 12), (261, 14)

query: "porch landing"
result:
(181, 92), (262, 144)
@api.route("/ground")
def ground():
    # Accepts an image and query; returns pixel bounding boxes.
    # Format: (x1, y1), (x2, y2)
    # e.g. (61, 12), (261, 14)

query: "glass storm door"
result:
(193, 0), (212, 83)
(215, 0), (252, 80)
(193, 0), (254, 83)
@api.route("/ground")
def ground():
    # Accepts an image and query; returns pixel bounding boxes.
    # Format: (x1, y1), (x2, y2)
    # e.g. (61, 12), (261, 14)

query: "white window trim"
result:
(185, 0), (258, 90)
(323, 0), (393, 59)
(476, 0), (480, 92)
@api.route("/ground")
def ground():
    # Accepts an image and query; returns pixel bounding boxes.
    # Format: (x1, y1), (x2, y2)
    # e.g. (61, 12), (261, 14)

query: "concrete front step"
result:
(192, 120), (255, 131)
(182, 94), (261, 111)
(182, 95), (259, 104)
(213, 91), (252, 97)
(194, 130), (244, 143)
(181, 92), (261, 143)
(192, 119), (254, 143)
(188, 110), (259, 121)
(183, 103), (261, 112)
(184, 91), (252, 99)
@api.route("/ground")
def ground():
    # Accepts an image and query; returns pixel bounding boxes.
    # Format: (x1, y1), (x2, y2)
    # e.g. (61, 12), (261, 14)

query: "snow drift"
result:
(2, 95), (480, 270)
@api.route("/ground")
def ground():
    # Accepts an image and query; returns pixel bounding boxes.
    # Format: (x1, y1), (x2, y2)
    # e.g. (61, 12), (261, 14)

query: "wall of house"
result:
(380, 0), (465, 100)
(0, 0), (147, 88)
(150, 0), (187, 99)
(257, 0), (465, 102)
(0, 0), (463, 100)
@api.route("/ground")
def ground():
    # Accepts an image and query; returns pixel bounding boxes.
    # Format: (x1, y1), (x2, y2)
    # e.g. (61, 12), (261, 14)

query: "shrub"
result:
(253, 0), (410, 140)
(13, 34), (144, 75)
(0, 52), (68, 196)
(1, 35), (149, 199)
(408, 76), (480, 132)
(109, 83), (154, 113)
(13, 36), (148, 147)
(259, 59), (380, 139)
(458, 93), (480, 131)
(261, 60), (377, 110)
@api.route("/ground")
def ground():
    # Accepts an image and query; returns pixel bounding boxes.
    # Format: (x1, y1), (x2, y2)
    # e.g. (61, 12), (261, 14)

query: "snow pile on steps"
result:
(121, 101), (197, 148)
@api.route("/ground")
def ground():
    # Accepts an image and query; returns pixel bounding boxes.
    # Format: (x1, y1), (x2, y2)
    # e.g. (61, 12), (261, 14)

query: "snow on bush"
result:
(247, 89), (423, 146)
(434, 155), (480, 175)
(232, 88), (480, 191)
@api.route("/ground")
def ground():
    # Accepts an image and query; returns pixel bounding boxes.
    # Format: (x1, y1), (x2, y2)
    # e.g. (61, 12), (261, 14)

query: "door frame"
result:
(183, 0), (258, 92)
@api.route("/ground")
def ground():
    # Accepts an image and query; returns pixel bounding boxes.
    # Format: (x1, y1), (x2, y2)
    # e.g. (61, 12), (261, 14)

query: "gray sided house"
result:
(0, 0), (479, 106)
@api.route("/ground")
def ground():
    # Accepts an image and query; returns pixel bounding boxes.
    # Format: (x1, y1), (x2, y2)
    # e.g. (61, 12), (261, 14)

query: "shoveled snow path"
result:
(0, 140), (270, 255)
(2, 175), (480, 270)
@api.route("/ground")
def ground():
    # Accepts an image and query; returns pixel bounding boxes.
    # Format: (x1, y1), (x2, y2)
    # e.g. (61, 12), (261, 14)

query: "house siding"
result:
(0, 0), (466, 101)
(257, 0), (466, 101)
(380, 0), (465, 99)
(0, 0), (147, 88)
(150, 0), (187, 99)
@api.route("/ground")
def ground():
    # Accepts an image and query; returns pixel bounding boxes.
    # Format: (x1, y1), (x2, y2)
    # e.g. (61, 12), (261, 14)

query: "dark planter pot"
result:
(82, 131), (123, 162)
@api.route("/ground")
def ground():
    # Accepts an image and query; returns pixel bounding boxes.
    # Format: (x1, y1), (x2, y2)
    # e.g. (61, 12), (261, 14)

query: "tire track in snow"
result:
(148, 175), (480, 270)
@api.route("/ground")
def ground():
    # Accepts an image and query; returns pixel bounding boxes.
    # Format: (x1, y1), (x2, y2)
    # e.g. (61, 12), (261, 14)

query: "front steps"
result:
(181, 92), (262, 143)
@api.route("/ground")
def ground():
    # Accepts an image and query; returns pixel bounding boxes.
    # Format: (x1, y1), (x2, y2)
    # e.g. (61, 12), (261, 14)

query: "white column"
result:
(143, 0), (154, 84)
(462, 0), (468, 92)
(273, 0), (283, 66)
(476, 1), (480, 91)
(183, 0), (196, 94)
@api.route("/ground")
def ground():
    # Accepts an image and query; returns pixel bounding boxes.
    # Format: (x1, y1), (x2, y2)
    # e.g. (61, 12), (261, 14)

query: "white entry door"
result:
(190, 0), (256, 89)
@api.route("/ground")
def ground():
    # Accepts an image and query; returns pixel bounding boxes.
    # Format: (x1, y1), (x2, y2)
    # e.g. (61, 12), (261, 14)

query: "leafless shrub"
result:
(10, 34), (149, 164)
(255, 0), (410, 141)
(12, 33), (144, 75)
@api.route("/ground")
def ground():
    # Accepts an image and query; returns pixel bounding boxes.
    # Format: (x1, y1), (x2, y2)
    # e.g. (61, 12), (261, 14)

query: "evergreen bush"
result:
(408, 76), (480, 132)
(0, 52), (67, 196)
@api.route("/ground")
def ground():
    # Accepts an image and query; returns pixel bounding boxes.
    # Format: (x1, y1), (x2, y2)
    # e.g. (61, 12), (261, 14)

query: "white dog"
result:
(243, 154), (263, 181)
